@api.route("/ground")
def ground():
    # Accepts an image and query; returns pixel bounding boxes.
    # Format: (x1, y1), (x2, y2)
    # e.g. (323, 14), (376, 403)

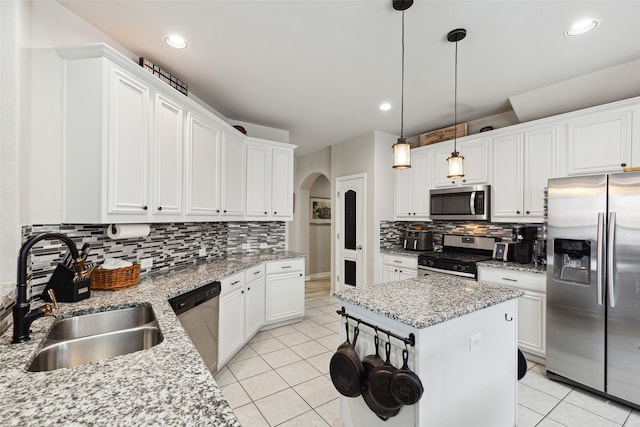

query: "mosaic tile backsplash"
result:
(22, 222), (285, 300)
(380, 220), (543, 249)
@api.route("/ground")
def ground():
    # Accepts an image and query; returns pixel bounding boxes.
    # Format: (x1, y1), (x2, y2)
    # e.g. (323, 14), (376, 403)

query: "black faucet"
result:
(12, 232), (88, 343)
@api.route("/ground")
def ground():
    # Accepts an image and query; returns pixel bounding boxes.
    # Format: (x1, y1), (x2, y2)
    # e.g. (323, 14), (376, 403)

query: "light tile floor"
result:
(214, 295), (640, 426)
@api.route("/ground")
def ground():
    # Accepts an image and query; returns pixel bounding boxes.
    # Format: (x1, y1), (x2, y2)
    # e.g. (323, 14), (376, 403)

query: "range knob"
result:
(426, 259), (435, 267)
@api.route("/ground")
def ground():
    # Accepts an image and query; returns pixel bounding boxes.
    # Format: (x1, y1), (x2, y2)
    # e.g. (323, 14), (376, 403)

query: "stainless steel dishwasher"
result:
(169, 281), (221, 374)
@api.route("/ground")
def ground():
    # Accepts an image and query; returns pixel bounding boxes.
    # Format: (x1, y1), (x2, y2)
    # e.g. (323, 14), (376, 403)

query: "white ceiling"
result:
(58, 0), (640, 156)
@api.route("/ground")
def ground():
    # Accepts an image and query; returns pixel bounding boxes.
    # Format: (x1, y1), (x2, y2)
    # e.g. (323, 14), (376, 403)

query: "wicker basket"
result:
(90, 263), (141, 291)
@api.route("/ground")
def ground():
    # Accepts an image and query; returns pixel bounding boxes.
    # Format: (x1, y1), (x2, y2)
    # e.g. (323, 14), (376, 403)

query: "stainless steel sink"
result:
(28, 305), (163, 372)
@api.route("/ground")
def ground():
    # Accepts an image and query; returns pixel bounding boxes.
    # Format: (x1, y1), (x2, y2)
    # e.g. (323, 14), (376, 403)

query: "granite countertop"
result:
(379, 248), (429, 258)
(0, 250), (304, 426)
(477, 259), (547, 274)
(334, 273), (523, 329)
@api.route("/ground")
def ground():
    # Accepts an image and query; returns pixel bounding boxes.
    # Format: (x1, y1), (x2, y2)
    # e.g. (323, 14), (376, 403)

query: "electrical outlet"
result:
(140, 258), (153, 269)
(259, 243), (268, 249)
(469, 333), (482, 352)
(199, 247), (207, 257)
(242, 243), (251, 250)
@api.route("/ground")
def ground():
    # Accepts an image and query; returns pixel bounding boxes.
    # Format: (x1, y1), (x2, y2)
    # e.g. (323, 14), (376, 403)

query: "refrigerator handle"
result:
(597, 212), (605, 306)
(607, 212), (616, 308)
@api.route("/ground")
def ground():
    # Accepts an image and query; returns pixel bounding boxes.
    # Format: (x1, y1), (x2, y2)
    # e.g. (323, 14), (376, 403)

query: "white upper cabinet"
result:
(59, 44), (294, 224)
(395, 148), (432, 219)
(433, 138), (490, 188)
(246, 138), (295, 220)
(153, 93), (184, 218)
(221, 130), (246, 217)
(185, 111), (222, 217)
(492, 125), (561, 223)
(565, 108), (633, 175)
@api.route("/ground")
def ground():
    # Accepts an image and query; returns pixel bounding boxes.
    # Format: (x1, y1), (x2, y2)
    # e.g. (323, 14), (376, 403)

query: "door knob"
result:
(356, 245), (363, 250)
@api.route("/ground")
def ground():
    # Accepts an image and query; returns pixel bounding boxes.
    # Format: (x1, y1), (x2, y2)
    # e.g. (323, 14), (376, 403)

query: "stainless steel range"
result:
(418, 235), (496, 278)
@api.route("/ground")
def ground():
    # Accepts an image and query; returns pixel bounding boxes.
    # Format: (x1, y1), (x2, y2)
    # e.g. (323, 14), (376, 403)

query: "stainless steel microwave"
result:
(429, 184), (490, 221)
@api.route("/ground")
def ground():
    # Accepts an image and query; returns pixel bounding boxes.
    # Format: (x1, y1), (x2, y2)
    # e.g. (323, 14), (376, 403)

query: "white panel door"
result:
(153, 93), (183, 216)
(107, 67), (150, 215)
(185, 113), (221, 216)
(524, 126), (559, 219)
(412, 149), (432, 218)
(221, 130), (245, 217)
(265, 271), (304, 323)
(336, 174), (366, 289)
(518, 290), (546, 357)
(492, 133), (523, 219)
(271, 147), (293, 217)
(459, 138), (490, 185)
(394, 167), (413, 219)
(218, 288), (245, 366)
(246, 142), (271, 217)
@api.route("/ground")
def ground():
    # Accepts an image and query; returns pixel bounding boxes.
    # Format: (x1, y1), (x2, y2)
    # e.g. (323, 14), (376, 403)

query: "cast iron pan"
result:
(390, 348), (424, 405)
(361, 336), (400, 420)
(329, 322), (365, 397)
(367, 341), (403, 412)
(518, 348), (527, 380)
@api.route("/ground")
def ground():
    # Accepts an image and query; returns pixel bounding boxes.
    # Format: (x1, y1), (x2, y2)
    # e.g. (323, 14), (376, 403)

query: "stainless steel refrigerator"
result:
(547, 172), (640, 407)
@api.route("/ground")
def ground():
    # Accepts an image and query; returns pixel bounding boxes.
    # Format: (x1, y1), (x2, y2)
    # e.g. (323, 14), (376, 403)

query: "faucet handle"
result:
(47, 289), (59, 310)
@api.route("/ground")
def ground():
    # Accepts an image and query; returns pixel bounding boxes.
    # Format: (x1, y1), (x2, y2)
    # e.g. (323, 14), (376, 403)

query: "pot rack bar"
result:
(336, 306), (416, 347)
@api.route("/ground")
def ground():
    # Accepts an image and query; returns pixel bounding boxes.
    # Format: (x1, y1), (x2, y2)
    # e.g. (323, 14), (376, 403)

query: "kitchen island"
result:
(334, 274), (523, 427)
(0, 251), (303, 426)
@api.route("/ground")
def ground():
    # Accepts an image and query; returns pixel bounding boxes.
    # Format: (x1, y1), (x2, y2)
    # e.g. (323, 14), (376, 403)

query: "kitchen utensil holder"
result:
(42, 263), (91, 302)
(336, 307), (415, 347)
(90, 263), (140, 291)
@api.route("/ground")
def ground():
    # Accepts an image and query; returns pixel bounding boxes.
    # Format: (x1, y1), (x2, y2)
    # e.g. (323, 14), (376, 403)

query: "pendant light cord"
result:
(400, 10), (405, 138)
(453, 39), (458, 150)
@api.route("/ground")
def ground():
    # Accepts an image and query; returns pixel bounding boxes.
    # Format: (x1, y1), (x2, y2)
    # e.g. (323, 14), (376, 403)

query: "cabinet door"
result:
(153, 93), (183, 216)
(459, 138), (490, 185)
(107, 67), (150, 215)
(246, 142), (271, 217)
(518, 290), (546, 357)
(524, 126), (559, 219)
(395, 168), (413, 219)
(245, 278), (265, 339)
(219, 288), (245, 366)
(398, 268), (417, 280)
(271, 147), (294, 218)
(265, 271), (304, 324)
(566, 109), (632, 175)
(185, 113), (221, 216)
(492, 133), (523, 220)
(433, 141), (459, 188)
(221, 130), (245, 217)
(382, 265), (399, 283)
(412, 150), (432, 218)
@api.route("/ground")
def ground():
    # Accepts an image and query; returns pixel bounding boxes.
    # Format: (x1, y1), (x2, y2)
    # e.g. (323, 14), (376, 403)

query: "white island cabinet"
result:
(335, 275), (521, 427)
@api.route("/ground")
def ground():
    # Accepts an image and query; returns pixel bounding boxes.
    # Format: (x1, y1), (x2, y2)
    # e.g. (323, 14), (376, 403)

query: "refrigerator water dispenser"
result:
(553, 239), (591, 285)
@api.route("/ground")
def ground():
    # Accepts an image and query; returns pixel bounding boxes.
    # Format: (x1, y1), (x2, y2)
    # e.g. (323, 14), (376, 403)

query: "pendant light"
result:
(392, 0), (413, 170)
(446, 28), (466, 178)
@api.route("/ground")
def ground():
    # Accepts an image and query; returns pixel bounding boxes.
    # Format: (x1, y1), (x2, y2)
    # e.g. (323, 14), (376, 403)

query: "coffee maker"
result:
(512, 225), (537, 264)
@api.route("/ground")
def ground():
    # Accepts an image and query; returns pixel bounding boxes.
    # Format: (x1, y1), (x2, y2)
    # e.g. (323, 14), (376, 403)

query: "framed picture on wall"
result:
(310, 198), (331, 224)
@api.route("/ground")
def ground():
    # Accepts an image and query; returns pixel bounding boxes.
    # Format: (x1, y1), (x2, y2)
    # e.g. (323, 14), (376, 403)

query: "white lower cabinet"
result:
(265, 258), (305, 325)
(244, 264), (265, 339)
(478, 266), (546, 360)
(380, 254), (418, 283)
(218, 271), (246, 367)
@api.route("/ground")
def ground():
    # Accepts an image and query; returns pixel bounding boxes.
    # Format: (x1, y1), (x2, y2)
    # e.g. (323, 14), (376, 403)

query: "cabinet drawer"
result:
(381, 254), (418, 270)
(266, 258), (304, 274)
(245, 263), (265, 282)
(478, 267), (545, 292)
(220, 271), (245, 295)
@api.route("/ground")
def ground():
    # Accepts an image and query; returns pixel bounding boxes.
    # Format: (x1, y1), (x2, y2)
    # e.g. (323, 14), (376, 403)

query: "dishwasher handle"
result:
(168, 281), (221, 316)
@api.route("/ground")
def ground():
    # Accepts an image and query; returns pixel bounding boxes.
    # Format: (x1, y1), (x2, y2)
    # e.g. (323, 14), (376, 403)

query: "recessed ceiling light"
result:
(379, 102), (392, 111)
(164, 34), (188, 49)
(564, 18), (600, 37)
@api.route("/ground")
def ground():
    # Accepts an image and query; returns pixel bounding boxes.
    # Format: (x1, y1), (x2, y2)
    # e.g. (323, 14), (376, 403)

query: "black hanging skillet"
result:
(361, 335), (400, 420)
(329, 321), (365, 397)
(367, 340), (403, 412)
(390, 348), (424, 405)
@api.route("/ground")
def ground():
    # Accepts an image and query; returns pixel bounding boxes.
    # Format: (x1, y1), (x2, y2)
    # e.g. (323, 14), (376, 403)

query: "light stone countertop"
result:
(477, 259), (547, 274)
(334, 273), (523, 329)
(0, 250), (304, 426)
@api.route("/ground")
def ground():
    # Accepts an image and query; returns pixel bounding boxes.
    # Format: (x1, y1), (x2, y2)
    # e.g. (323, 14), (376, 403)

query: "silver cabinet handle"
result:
(607, 212), (616, 308)
(597, 212), (605, 306)
(393, 260), (402, 264)
(281, 265), (292, 269)
(501, 277), (517, 282)
(231, 280), (240, 286)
